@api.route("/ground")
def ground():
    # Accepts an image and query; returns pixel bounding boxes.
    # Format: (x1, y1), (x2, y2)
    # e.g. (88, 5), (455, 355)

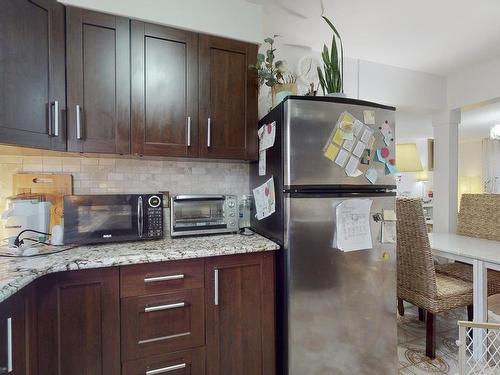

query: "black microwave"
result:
(64, 194), (163, 245)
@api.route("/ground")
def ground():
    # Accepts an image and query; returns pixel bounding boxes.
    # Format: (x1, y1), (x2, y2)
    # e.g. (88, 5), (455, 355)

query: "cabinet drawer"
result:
(122, 347), (205, 375)
(121, 289), (204, 360)
(121, 259), (204, 298)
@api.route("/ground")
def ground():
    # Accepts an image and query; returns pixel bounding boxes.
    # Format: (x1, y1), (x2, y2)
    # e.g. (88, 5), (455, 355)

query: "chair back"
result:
(457, 194), (500, 241)
(396, 198), (437, 298)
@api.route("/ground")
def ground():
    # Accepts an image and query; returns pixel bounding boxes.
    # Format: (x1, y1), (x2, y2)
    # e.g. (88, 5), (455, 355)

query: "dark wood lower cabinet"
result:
(0, 252), (276, 375)
(36, 268), (121, 375)
(205, 252), (276, 375)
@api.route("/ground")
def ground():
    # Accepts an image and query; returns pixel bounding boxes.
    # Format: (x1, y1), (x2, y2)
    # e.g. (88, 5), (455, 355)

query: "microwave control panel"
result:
(224, 195), (239, 231)
(145, 194), (163, 238)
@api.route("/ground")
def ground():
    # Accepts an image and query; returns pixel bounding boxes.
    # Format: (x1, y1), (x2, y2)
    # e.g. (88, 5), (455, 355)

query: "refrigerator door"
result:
(285, 193), (397, 375)
(284, 98), (396, 188)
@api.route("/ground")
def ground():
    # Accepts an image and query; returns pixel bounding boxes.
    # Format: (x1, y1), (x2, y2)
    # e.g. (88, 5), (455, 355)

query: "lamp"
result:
(396, 143), (424, 172)
(416, 170), (428, 182)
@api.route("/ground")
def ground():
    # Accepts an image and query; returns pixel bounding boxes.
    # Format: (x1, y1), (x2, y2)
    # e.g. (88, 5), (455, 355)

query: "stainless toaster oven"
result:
(170, 195), (238, 237)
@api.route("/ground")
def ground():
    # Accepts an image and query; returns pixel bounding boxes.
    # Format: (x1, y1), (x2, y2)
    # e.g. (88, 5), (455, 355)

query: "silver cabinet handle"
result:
(146, 363), (186, 375)
(207, 117), (211, 147)
(144, 302), (185, 313)
(76, 105), (82, 140)
(144, 274), (184, 283)
(214, 269), (219, 305)
(187, 117), (191, 147)
(7, 317), (12, 373)
(137, 196), (143, 238)
(53, 100), (59, 137)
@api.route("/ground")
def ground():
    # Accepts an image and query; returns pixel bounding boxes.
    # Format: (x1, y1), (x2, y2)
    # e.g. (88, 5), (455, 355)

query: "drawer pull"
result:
(7, 317), (12, 372)
(144, 274), (185, 283)
(144, 302), (185, 313)
(146, 363), (186, 374)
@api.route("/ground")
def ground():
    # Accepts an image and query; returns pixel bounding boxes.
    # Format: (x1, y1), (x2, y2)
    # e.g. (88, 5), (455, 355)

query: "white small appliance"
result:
(1, 197), (51, 241)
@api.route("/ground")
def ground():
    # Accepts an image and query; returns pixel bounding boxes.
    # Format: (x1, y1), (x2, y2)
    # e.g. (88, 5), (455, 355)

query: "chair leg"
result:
(418, 308), (426, 322)
(467, 305), (473, 321)
(426, 311), (436, 359)
(398, 298), (405, 316)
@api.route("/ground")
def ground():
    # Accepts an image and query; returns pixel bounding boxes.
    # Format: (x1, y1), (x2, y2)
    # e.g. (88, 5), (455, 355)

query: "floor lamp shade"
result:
(396, 143), (424, 172)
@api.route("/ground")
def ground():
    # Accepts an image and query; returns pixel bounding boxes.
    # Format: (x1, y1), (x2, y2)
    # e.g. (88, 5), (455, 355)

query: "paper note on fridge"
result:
(333, 199), (373, 252)
(381, 221), (397, 243)
(253, 177), (276, 220)
(259, 150), (266, 176)
(258, 121), (276, 151)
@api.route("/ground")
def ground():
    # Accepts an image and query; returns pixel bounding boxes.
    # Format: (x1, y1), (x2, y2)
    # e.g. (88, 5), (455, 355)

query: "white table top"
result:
(429, 232), (500, 264)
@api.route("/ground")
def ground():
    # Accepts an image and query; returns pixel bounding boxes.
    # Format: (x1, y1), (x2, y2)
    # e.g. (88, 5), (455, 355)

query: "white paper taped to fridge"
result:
(253, 176), (276, 220)
(258, 121), (276, 151)
(333, 199), (373, 252)
(259, 150), (266, 176)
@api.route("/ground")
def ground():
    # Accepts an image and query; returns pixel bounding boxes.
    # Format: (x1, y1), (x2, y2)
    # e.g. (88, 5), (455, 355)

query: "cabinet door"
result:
(37, 268), (120, 375)
(66, 8), (130, 154)
(131, 21), (198, 157)
(0, 0), (66, 150)
(199, 35), (258, 160)
(0, 294), (25, 375)
(205, 253), (275, 375)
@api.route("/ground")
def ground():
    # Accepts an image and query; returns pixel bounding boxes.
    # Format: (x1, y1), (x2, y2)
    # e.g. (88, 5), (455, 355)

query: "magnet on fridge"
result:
(375, 149), (386, 163)
(385, 162), (398, 175)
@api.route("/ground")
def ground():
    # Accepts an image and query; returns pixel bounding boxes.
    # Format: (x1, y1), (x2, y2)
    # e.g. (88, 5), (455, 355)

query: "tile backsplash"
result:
(0, 145), (250, 238)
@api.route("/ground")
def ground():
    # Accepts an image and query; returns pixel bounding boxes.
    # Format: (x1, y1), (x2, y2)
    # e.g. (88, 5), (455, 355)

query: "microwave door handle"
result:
(137, 196), (144, 238)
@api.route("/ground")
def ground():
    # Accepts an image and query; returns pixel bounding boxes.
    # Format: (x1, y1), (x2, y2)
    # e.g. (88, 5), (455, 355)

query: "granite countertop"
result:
(0, 233), (279, 303)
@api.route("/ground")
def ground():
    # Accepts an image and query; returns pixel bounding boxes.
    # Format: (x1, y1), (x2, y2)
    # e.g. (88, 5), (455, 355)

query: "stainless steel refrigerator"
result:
(250, 96), (397, 375)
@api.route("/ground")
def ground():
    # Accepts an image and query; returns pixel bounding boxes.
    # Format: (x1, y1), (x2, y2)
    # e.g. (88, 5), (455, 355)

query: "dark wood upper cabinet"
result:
(66, 8), (130, 154)
(199, 35), (258, 160)
(131, 22), (199, 157)
(36, 268), (121, 375)
(0, 0), (66, 150)
(205, 253), (275, 375)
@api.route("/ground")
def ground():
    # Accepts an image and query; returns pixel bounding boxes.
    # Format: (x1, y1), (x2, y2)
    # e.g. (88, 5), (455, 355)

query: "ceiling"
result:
(460, 101), (500, 140)
(258, 0), (500, 75)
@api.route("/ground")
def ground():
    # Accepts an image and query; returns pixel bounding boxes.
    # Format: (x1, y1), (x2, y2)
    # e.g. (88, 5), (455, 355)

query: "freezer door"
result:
(285, 194), (397, 375)
(284, 99), (396, 187)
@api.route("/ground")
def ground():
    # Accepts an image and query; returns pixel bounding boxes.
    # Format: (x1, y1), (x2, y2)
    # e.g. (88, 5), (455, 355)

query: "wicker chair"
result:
(435, 194), (500, 296)
(396, 198), (473, 359)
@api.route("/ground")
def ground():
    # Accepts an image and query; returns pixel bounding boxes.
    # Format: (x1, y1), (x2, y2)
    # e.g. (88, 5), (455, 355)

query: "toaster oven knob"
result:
(228, 201), (235, 208)
(229, 220), (236, 227)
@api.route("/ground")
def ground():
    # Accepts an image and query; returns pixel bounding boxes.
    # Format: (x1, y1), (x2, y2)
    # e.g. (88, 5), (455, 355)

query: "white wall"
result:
(459, 139), (483, 177)
(395, 110), (434, 197)
(59, 0), (263, 43)
(448, 56), (500, 109)
(266, 42), (447, 111)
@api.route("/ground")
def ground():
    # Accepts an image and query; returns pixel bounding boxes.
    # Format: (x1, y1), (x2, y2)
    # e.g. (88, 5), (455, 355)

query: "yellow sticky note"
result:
(324, 143), (340, 161)
(383, 209), (397, 221)
(332, 129), (343, 145)
(342, 113), (354, 125)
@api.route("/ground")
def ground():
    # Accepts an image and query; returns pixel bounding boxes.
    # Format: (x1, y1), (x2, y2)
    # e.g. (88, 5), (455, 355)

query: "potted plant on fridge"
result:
(317, 16), (345, 97)
(249, 36), (297, 108)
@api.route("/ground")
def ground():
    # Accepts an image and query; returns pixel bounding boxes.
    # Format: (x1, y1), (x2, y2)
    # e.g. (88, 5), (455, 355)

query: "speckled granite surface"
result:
(0, 233), (279, 303)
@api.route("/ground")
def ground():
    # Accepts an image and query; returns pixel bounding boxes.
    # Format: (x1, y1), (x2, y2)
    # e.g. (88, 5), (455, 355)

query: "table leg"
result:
(473, 259), (488, 361)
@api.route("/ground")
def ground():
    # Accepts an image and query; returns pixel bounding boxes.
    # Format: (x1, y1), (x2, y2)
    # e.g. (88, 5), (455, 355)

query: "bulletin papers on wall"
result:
(333, 199), (373, 252)
(258, 121), (276, 176)
(253, 176), (276, 220)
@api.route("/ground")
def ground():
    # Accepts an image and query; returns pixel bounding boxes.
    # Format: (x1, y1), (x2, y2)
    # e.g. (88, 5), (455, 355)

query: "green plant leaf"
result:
(257, 53), (265, 62)
(317, 67), (326, 95)
(322, 15), (343, 93)
(264, 37), (274, 44)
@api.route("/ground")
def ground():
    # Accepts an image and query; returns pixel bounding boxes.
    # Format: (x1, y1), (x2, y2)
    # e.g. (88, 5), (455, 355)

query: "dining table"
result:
(429, 232), (500, 360)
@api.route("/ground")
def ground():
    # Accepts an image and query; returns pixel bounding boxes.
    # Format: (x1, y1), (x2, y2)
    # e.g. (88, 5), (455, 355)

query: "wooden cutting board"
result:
(12, 173), (73, 229)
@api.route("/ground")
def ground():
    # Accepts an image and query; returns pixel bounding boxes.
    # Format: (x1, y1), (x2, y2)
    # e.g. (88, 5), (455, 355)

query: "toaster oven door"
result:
(171, 196), (228, 235)
(64, 195), (142, 244)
